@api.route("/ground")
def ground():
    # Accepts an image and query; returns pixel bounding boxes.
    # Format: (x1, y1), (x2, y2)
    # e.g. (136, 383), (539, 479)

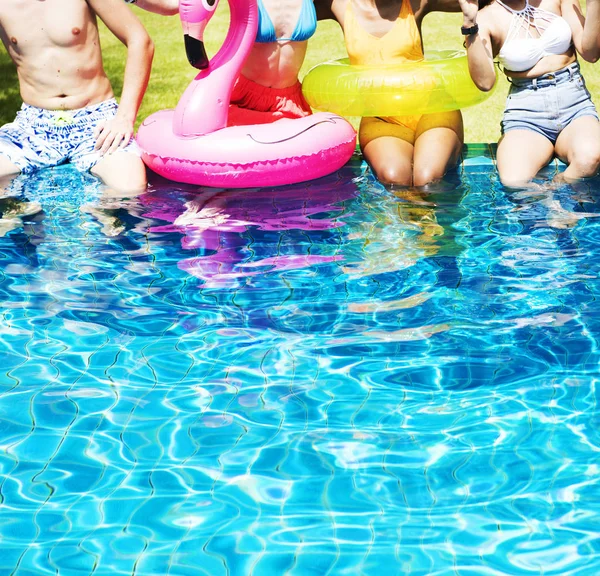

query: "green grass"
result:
(1, 5), (599, 143)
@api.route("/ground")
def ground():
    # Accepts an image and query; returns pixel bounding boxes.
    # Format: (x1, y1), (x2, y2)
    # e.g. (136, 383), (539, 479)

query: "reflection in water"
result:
(142, 171), (363, 288)
(140, 170), (470, 291)
(507, 178), (600, 230)
(2, 161), (600, 575)
(342, 180), (465, 280)
(0, 196), (42, 237)
(0, 166), (148, 242)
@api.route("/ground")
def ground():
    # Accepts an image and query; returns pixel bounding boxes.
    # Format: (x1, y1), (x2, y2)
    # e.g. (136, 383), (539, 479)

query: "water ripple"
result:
(1, 163), (600, 574)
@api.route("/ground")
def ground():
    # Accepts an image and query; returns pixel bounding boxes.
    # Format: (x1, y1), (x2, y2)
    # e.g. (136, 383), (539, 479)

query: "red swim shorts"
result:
(228, 74), (313, 126)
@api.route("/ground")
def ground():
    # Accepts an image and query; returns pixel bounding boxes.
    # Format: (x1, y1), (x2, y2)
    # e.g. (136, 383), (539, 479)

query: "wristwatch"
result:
(461, 23), (479, 36)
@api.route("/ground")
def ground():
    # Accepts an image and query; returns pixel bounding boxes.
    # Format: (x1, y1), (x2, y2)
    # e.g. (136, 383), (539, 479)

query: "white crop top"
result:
(496, 0), (573, 72)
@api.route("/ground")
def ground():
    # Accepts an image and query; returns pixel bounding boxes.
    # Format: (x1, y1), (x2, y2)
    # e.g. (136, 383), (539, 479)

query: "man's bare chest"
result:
(0, 0), (94, 55)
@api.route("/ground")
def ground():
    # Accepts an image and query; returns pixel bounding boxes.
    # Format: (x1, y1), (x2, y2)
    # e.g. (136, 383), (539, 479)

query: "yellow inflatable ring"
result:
(302, 50), (494, 117)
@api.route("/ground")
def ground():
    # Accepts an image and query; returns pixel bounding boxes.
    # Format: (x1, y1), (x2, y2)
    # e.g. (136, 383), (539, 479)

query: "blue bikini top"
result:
(255, 0), (317, 43)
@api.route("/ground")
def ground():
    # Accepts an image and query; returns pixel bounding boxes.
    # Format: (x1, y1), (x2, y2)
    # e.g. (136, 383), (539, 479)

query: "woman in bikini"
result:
(136, 0), (316, 124)
(316, 0), (464, 187)
(458, 0), (600, 186)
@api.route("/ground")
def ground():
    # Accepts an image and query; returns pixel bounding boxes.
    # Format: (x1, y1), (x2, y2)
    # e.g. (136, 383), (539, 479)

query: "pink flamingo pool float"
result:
(137, 0), (357, 188)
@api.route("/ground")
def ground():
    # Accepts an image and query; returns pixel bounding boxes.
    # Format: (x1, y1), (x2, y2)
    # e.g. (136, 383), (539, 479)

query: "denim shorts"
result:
(501, 62), (599, 144)
(0, 98), (139, 174)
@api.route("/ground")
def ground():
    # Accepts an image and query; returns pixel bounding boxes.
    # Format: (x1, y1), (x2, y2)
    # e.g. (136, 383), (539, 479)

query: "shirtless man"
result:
(0, 0), (154, 192)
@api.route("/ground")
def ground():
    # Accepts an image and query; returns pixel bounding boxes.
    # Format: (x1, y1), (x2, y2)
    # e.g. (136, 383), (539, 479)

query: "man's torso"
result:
(0, 0), (113, 110)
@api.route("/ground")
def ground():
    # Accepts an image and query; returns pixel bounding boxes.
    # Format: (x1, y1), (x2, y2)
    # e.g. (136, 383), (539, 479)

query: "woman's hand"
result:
(457, 0), (479, 26)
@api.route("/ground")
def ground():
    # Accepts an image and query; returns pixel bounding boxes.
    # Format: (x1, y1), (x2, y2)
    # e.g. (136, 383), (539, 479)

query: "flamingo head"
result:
(179, 0), (220, 70)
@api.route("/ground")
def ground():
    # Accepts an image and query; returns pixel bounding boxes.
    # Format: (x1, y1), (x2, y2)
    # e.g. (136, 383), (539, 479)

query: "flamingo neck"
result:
(212, 0), (257, 73)
(173, 0), (259, 137)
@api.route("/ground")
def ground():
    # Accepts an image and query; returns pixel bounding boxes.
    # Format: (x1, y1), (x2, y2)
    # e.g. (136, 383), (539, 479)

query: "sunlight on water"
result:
(1, 153), (600, 575)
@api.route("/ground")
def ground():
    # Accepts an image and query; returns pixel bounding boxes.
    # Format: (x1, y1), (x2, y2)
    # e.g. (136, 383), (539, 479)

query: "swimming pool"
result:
(1, 148), (599, 575)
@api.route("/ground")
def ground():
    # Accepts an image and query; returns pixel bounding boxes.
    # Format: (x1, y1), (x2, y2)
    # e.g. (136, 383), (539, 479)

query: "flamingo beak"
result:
(181, 18), (210, 70)
(184, 35), (209, 69)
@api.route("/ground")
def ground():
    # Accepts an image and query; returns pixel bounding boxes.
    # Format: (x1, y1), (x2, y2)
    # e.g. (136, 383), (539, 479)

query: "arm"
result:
(424, 0), (464, 13)
(584, 0), (600, 59)
(561, 0), (600, 62)
(88, 0), (154, 153)
(457, 0), (496, 91)
(315, 0), (338, 21)
(132, 0), (180, 16)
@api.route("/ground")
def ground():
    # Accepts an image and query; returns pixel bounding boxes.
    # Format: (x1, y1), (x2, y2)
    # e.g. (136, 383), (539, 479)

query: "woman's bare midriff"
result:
(240, 41), (308, 88)
(504, 52), (577, 80)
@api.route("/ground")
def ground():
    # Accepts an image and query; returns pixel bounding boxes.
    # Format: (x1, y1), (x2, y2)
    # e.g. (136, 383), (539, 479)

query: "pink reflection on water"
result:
(142, 172), (360, 287)
(181, 253), (343, 283)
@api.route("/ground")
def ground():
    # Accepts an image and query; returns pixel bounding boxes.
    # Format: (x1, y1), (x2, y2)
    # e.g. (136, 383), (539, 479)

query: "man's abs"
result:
(0, 0), (113, 110)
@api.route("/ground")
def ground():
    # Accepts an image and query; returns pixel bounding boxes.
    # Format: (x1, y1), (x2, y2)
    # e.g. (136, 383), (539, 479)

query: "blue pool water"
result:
(1, 149), (600, 575)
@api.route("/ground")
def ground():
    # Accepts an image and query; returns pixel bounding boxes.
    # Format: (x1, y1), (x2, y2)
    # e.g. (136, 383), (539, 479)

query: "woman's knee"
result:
(569, 147), (600, 177)
(413, 149), (460, 186)
(373, 163), (413, 186)
(498, 168), (536, 188)
(364, 146), (413, 186)
(413, 165), (447, 187)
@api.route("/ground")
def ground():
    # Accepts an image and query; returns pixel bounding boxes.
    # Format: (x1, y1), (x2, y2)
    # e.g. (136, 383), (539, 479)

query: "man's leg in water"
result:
(0, 155), (21, 181)
(69, 99), (147, 194)
(81, 171), (147, 237)
(91, 150), (147, 194)
(0, 162), (42, 238)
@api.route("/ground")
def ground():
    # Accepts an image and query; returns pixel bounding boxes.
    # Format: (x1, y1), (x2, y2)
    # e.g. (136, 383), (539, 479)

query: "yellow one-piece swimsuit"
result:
(343, 0), (460, 146)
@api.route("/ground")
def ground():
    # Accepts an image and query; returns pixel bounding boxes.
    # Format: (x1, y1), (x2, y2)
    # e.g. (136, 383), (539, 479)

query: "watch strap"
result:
(461, 23), (479, 36)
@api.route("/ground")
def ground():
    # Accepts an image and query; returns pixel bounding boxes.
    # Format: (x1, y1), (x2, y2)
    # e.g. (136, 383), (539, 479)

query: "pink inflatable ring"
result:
(137, 0), (357, 188)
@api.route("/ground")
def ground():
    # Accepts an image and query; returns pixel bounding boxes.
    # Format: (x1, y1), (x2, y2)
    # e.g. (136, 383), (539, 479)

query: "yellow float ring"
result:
(302, 50), (494, 117)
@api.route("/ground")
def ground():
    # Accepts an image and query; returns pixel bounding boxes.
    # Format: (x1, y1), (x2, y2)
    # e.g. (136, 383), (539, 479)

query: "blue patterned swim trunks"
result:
(0, 98), (140, 174)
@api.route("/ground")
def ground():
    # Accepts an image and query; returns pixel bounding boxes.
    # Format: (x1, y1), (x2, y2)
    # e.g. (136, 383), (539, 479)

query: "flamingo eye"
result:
(202, 0), (218, 10)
